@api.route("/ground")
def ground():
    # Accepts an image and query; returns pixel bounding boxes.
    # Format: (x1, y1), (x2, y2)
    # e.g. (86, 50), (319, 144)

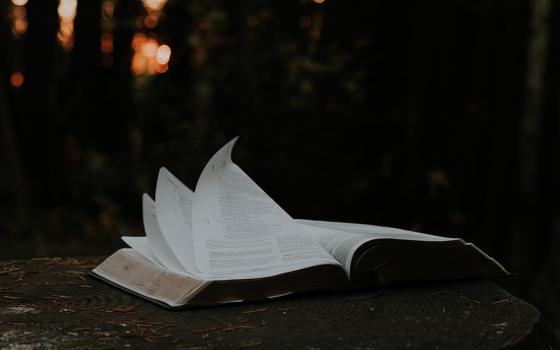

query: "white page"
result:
(121, 236), (163, 267)
(296, 219), (458, 273)
(154, 168), (211, 278)
(296, 219), (456, 241)
(192, 138), (337, 277)
(142, 193), (192, 274)
(295, 224), (372, 273)
(153, 166), (337, 280)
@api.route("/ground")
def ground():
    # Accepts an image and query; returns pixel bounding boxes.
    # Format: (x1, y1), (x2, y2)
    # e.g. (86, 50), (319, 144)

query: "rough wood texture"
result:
(0, 257), (558, 349)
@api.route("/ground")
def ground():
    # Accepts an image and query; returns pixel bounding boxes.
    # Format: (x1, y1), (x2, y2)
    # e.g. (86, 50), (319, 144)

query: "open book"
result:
(91, 138), (509, 308)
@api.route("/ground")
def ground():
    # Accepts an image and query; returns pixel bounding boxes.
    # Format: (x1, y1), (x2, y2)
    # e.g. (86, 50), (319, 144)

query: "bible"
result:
(91, 138), (509, 308)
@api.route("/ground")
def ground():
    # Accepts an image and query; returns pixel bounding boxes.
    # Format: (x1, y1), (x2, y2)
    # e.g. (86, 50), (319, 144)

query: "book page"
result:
(121, 236), (163, 267)
(296, 219), (457, 241)
(154, 168), (212, 278)
(296, 224), (372, 273)
(142, 193), (192, 274)
(297, 219), (457, 273)
(192, 138), (338, 278)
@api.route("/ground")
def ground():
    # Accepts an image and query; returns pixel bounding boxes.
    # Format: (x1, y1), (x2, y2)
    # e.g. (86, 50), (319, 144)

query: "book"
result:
(91, 137), (509, 308)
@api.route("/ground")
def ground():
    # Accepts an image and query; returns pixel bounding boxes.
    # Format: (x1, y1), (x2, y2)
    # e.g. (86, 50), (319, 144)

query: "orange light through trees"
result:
(142, 40), (158, 58)
(100, 1), (115, 67)
(139, 0), (167, 28)
(156, 45), (171, 65)
(10, 1), (28, 37)
(10, 72), (24, 88)
(57, 0), (78, 51)
(142, 0), (167, 11)
(101, 34), (113, 54)
(130, 34), (171, 76)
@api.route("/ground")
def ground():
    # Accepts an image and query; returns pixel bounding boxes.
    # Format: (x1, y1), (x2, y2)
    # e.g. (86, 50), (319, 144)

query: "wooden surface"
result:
(0, 257), (558, 349)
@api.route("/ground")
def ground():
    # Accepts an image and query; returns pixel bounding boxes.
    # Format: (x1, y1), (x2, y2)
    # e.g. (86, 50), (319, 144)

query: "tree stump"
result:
(0, 257), (558, 349)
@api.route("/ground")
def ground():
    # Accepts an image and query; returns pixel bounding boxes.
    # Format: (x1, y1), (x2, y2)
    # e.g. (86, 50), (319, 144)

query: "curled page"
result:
(142, 193), (190, 274)
(154, 168), (210, 278)
(296, 219), (458, 273)
(192, 137), (337, 277)
(121, 236), (163, 267)
(296, 219), (457, 241)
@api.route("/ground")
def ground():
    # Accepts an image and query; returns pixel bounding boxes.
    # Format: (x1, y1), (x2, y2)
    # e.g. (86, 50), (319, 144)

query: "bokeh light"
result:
(141, 0), (167, 12)
(101, 34), (113, 54)
(130, 34), (171, 76)
(10, 72), (24, 88)
(142, 40), (158, 58)
(139, 0), (168, 28)
(100, 1), (115, 67)
(11, 0), (28, 6)
(57, 0), (78, 51)
(156, 45), (171, 65)
(10, 2), (28, 37)
(102, 1), (114, 19)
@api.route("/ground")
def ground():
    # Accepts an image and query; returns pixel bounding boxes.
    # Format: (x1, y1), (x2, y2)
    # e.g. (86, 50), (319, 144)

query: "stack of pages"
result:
(92, 138), (509, 308)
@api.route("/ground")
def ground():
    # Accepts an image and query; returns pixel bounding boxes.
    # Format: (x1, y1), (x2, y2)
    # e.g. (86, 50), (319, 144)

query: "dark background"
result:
(1, 0), (559, 336)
